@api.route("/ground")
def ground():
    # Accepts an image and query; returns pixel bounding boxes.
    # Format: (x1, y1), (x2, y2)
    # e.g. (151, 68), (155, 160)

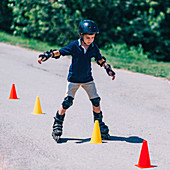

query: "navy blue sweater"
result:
(59, 40), (102, 83)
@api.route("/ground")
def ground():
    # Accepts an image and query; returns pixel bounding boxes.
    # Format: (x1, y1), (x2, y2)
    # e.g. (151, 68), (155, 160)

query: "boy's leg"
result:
(52, 97), (74, 142)
(92, 109), (110, 139)
(82, 81), (110, 139)
(58, 82), (80, 114)
(90, 98), (110, 139)
(59, 105), (66, 115)
(92, 104), (101, 113)
(52, 110), (65, 137)
(57, 82), (80, 115)
(52, 82), (80, 140)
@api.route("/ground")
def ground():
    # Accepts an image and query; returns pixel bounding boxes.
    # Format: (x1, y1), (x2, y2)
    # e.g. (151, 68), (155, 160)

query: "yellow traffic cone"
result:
(32, 96), (43, 114)
(90, 120), (102, 144)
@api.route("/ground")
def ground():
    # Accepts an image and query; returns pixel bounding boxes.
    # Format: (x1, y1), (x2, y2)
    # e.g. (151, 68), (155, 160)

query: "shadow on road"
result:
(56, 135), (144, 144)
(109, 136), (144, 143)
(55, 137), (91, 144)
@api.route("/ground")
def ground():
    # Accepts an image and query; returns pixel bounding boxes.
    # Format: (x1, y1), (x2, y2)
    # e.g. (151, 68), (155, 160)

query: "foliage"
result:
(9, 0), (82, 46)
(63, 0), (170, 61)
(2, 0), (170, 61)
(0, 0), (13, 33)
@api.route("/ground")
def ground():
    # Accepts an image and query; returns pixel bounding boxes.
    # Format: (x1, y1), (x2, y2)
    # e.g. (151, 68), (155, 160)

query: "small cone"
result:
(32, 96), (43, 114)
(135, 140), (154, 169)
(9, 84), (18, 99)
(90, 120), (102, 144)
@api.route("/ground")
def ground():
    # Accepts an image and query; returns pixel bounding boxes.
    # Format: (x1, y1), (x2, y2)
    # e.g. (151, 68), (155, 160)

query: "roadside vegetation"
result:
(1, 31), (169, 80)
(0, 0), (169, 80)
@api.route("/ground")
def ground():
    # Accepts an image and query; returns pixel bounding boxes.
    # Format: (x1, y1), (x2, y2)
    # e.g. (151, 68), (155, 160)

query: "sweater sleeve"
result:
(59, 42), (74, 56)
(94, 44), (102, 61)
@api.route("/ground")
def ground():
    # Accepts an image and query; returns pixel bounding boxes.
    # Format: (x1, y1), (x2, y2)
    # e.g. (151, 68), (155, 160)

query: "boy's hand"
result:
(38, 56), (47, 64)
(109, 70), (116, 80)
(38, 57), (42, 64)
(38, 51), (52, 64)
(111, 73), (116, 80)
(104, 64), (116, 80)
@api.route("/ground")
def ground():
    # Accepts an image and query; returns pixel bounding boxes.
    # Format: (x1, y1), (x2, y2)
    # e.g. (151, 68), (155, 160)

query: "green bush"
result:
(0, 0), (13, 33)
(64, 0), (170, 61)
(9, 0), (82, 46)
(8, 0), (170, 61)
(120, 0), (170, 62)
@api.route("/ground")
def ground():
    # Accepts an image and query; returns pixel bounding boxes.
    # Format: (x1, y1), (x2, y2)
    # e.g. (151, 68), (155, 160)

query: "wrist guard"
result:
(104, 64), (115, 76)
(96, 56), (106, 67)
(39, 50), (52, 62)
(50, 49), (60, 59)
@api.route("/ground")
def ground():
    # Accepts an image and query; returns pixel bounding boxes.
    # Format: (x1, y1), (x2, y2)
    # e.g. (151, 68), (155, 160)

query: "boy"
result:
(38, 20), (116, 142)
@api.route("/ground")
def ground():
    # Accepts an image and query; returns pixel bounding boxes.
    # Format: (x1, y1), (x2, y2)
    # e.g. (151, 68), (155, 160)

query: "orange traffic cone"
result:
(135, 140), (155, 169)
(90, 120), (102, 144)
(9, 84), (18, 99)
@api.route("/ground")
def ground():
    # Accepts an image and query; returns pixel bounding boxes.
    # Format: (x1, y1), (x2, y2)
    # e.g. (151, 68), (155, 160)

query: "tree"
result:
(0, 0), (13, 33)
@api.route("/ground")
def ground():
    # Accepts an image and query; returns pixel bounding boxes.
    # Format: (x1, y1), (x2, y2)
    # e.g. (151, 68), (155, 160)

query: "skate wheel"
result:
(106, 134), (111, 140)
(102, 134), (110, 140)
(52, 132), (61, 143)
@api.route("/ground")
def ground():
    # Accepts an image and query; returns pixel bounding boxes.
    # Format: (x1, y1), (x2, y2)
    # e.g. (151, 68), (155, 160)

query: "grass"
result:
(0, 31), (170, 80)
(101, 44), (170, 80)
(0, 31), (60, 51)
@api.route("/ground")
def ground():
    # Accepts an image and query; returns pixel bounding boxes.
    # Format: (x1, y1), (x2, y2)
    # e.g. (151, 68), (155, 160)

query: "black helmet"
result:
(79, 20), (99, 34)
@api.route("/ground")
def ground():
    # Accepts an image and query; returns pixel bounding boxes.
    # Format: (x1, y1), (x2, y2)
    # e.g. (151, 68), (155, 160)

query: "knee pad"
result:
(90, 97), (101, 107)
(62, 96), (74, 109)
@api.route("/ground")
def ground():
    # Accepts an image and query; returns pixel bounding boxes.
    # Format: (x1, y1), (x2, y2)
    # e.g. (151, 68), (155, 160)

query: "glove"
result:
(39, 51), (52, 62)
(104, 64), (115, 76)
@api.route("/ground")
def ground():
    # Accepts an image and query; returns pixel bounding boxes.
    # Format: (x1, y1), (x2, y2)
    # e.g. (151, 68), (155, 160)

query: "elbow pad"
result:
(96, 56), (106, 67)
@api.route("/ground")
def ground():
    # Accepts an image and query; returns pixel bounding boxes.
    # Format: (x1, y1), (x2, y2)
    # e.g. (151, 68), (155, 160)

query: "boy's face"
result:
(82, 33), (95, 46)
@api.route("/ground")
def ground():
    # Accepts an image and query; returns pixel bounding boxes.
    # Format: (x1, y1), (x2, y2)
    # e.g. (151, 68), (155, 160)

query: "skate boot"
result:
(93, 111), (110, 140)
(52, 111), (65, 143)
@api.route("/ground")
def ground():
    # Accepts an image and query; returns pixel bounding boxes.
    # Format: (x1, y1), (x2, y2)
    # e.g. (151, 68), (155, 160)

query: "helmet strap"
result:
(80, 36), (91, 47)
(80, 37), (87, 45)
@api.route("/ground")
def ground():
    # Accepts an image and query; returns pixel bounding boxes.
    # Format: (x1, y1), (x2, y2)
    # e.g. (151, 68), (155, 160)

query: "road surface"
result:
(0, 43), (170, 170)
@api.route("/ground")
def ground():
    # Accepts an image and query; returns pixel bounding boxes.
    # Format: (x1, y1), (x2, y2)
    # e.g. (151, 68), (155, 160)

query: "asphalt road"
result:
(0, 43), (170, 170)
